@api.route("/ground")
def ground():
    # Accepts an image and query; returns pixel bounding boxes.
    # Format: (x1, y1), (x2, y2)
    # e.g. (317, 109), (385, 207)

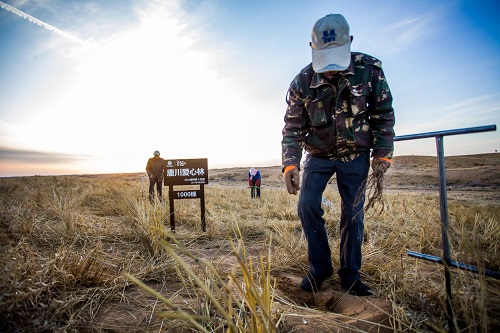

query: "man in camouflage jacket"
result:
(282, 14), (395, 296)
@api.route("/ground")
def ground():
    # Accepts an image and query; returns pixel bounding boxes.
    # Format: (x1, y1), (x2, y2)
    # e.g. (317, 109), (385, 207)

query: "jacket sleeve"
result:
(281, 78), (308, 171)
(145, 159), (151, 175)
(367, 65), (395, 158)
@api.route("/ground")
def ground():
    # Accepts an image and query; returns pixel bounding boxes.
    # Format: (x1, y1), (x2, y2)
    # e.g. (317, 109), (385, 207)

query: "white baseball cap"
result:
(311, 14), (351, 73)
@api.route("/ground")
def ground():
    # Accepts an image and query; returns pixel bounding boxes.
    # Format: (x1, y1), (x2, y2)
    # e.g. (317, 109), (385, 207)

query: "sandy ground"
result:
(207, 153), (500, 204)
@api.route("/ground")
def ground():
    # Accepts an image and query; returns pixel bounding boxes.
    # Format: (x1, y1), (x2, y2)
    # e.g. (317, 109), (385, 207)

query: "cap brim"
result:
(312, 42), (351, 73)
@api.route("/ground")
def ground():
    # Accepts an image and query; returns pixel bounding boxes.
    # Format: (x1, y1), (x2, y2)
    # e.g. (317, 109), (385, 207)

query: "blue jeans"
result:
(298, 152), (370, 282)
(250, 181), (261, 198)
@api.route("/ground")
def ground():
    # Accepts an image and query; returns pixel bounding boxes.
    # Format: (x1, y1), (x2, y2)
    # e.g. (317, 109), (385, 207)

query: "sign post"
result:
(164, 158), (208, 231)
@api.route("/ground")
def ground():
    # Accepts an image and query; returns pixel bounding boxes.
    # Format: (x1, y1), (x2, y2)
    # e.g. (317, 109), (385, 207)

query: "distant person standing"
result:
(146, 150), (165, 202)
(248, 167), (261, 199)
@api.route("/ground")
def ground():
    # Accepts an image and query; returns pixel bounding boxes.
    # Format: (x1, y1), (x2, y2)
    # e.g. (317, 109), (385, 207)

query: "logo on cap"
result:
(322, 29), (337, 43)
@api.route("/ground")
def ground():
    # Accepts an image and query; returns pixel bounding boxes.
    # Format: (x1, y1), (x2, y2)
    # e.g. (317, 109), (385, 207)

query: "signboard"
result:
(163, 158), (208, 186)
(163, 158), (208, 232)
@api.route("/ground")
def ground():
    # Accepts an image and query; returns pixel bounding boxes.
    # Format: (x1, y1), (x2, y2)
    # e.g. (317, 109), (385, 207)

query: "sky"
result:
(0, 0), (499, 177)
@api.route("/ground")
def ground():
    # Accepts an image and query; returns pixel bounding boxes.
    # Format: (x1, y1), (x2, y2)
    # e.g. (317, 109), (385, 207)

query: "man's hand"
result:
(284, 166), (300, 195)
(371, 157), (392, 173)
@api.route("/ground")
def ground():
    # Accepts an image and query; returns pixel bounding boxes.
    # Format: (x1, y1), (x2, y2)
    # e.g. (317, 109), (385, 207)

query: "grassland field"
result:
(0, 154), (499, 332)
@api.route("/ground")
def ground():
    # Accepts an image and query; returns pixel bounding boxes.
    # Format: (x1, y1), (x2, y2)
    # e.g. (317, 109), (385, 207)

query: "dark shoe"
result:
(300, 271), (332, 292)
(341, 280), (373, 296)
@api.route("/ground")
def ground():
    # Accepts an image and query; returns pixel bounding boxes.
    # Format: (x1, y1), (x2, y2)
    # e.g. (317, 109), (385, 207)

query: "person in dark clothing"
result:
(146, 150), (165, 202)
(248, 167), (261, 198)
(282, 14), (395, 296)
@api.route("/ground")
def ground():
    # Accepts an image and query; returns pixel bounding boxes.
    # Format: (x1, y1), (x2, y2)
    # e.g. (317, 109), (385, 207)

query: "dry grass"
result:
(0, 163), (499, 332)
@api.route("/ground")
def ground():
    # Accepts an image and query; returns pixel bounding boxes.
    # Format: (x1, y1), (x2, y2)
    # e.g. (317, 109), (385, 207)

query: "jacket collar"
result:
(310, 57), (354, 89)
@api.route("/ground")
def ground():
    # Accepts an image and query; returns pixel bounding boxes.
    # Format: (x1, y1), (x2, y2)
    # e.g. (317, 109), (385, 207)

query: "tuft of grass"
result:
(130, 198), (168, 257)
(125, 220), (280, 332)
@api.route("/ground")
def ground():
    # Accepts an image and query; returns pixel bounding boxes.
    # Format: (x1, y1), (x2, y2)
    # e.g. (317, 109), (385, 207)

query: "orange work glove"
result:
(371, 157), (392, 173)
(283, 165), (300, 195)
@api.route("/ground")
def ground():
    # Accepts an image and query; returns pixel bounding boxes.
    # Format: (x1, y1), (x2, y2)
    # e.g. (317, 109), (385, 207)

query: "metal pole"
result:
(200, 184), (206, 232)
(141, 174), (145, 198)
(436, 136), (451, 261)
(169, 185), (175, 231)
(435, 135), (454, 330)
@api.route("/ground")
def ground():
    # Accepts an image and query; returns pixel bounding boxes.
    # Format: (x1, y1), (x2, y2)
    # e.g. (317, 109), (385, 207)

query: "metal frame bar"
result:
(393, 125), (496, 141)
(393, 124), (497, 331)
(407, 251), (500, 279)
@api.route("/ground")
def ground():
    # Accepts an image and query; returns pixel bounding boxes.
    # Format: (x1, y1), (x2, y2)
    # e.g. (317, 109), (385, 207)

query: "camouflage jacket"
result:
(281, 52), (395, 170)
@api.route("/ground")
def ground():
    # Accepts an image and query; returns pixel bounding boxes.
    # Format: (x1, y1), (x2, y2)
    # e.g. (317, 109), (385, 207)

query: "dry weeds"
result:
(0, 155), (499, 332)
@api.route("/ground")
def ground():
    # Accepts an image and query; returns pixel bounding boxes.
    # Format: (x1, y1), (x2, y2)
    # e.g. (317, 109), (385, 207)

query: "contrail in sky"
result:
(0, 1), (87, 46)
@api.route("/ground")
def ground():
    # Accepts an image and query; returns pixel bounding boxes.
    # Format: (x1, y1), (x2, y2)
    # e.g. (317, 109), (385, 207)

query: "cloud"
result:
(397, 93), (500, 136)
(354, 4), (452, 57)
(0, 146), (91, 164)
